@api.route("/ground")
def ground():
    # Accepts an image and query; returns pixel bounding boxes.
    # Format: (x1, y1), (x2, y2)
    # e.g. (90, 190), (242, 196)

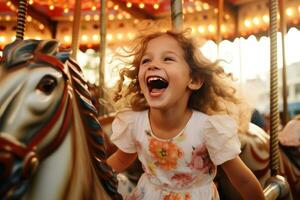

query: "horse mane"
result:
(1, 39), (121, 200)
(66, 58), (121, 199)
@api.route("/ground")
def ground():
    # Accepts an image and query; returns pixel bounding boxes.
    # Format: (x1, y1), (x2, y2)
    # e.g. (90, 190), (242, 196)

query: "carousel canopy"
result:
(0, 0), (300, 49)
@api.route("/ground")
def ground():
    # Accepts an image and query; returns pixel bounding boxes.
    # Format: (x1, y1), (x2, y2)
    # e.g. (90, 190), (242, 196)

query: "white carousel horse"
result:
(216, 123), (300, 199)
(0, 39), (122, 200)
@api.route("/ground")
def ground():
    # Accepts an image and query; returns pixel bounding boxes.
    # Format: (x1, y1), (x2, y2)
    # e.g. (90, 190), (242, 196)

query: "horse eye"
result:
(36, 75), (57, 94)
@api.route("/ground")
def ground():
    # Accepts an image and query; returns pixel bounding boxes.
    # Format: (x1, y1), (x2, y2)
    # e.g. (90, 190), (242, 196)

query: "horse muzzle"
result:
(0, 134), (39, 199)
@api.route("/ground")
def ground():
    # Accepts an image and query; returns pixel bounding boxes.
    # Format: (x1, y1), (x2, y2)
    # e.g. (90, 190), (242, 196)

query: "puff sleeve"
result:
(203, 115), (241, 165)
(111, 110), (137, 153)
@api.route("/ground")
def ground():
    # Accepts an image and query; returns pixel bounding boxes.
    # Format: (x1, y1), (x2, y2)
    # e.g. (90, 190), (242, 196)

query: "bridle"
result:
(0, 52), (73, 199)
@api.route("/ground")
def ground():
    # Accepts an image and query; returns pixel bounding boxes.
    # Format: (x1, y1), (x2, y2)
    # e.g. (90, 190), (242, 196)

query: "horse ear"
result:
(37, 40), (60, 56)
(3, 39), (39, 68)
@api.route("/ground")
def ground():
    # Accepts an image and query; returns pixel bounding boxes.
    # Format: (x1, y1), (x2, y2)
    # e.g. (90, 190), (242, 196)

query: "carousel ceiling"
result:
(0, 0), (252, 20)
(0, 0), (300, 49)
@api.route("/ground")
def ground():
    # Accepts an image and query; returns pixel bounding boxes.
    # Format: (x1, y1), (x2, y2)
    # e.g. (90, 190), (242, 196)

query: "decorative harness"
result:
(0, 52), (73, 199)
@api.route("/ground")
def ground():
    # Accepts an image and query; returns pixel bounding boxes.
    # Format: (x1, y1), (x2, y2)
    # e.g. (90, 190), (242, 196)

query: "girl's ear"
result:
(188, 78), (203, 90)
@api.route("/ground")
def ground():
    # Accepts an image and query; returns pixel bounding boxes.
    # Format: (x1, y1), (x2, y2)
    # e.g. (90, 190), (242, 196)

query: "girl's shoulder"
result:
(114, 108), (148, 126)
(192, 110), (237, 131)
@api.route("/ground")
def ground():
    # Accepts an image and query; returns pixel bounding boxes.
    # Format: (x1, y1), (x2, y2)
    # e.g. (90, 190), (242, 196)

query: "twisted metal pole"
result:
(269, 0), (280, 177)
(279, 0), (288, 126)
(16, 0), (28, 40)
(171, 0), (183, 32)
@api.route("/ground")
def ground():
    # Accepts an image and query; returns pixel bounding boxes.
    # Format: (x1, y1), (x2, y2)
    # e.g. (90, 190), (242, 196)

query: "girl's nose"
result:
(147, 62), (160, 70)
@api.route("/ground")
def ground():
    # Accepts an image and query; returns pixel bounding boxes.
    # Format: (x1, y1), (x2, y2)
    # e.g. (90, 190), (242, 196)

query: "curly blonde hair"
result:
(113, 30), (250, 133)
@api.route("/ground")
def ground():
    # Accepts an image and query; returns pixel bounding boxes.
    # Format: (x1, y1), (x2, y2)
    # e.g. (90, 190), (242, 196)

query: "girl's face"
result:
(138, 34), (202, 111)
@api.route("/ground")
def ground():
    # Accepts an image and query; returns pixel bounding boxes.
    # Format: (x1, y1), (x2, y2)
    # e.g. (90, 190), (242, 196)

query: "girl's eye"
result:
(164, 57), (175, 62)
(141, 58), (150, 64)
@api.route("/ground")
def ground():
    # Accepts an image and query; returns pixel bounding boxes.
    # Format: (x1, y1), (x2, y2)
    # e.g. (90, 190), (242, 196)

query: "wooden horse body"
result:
(216, 123), (300, 199)
(0, 39), (122, 200)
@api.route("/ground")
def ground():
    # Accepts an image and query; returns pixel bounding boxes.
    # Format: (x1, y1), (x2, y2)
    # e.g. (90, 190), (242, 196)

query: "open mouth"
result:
(146, 76), (169, 93)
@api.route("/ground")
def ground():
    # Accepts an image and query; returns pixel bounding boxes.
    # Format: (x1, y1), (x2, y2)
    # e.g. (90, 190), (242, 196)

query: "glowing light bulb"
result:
(108, 14), (114, 20)
(39, 24), (44, 30)
(139, 3), (145, 9)
(263, 15), (269, 23)
(252, 17), (260, 25)
(81, 35), (88, 42)
(153, 4), (159, 9)
(117, 33), (123, 40)
(93, 15), (99, 21)
(64, 36), (71, 43)
(244, 19), (252, 28)
(27, 16), (32, 22)
(286, 8), (294, 16)
(203, 3), (210, 10)
(198, 26), (205, 33)
(107, 34), (113, 41)
(208, 25), (215, 33)
(92, 35), (99, 41)
(85, 15), (91, 21)
(126, 2), (132, 8)
(0, 36), (6, 43)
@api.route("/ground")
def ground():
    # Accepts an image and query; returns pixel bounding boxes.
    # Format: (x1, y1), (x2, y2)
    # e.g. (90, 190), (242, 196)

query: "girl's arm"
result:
(107, 149), (138, 173)
(221, 156), (265, 200)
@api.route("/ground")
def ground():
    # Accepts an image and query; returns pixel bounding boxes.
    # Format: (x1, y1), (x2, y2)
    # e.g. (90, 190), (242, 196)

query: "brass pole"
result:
(279, 0), (288, 125)
(269, 0), (280, 176)
(99, 0), (107, 115)
(16, 0), (28, 40)
(217, 0), (224, 56)
(171, 0), (183, 32)
(71, 0), (82, 59)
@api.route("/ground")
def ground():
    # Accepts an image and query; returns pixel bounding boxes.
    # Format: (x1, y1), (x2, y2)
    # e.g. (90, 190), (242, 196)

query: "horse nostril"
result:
(0, 152), (14, 180)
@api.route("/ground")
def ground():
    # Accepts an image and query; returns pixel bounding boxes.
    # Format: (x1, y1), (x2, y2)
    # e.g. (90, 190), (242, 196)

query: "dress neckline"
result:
(147, 110), (194, 141)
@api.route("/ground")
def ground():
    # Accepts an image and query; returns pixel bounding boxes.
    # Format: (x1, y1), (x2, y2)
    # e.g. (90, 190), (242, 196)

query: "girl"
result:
(107, 30), (265, 200)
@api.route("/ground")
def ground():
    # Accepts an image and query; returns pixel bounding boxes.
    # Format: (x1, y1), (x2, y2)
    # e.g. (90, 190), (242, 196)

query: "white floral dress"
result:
(111, 110), (241, 200)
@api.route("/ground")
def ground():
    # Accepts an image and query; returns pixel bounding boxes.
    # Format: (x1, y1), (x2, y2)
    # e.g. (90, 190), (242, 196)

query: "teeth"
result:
(147, 76), (165, 83)
(146, 76), (168, 90)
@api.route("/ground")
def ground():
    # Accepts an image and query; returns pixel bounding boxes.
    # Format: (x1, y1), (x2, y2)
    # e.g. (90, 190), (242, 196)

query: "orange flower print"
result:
(187, 144), (215, 174)
(149, 138), (183, 171)
(163, 192), (191, 200)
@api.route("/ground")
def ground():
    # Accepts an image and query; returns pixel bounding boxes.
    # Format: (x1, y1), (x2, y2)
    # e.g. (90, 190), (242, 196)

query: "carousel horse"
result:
(0, 39), (123, 200)
(216, 123), (300, 199)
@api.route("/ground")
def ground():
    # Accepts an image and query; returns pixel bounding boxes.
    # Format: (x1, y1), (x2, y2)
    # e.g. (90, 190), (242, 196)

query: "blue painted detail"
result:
(78, 97), (98, 115)
(56, 52), (70, 63)
(91, 132), (104, 145)
(84, 116), (101, 130)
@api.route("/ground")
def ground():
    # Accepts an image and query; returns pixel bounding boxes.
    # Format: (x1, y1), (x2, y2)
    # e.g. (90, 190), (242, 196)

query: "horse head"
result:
(0, 39), (122, 200)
